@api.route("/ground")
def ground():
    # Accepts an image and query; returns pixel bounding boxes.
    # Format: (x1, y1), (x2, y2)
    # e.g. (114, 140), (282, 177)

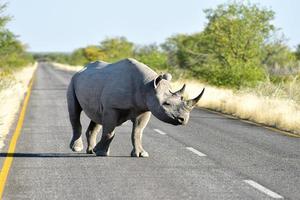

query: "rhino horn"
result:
(173, 84), (186, 96)
(186, 88), (205, 108)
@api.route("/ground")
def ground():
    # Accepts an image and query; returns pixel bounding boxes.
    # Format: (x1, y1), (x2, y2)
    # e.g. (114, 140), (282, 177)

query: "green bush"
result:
(134, 44), (169, 71)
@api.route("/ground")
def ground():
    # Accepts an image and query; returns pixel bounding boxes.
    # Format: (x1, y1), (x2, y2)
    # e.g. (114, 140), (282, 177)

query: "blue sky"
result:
(5, 0), (300, 52)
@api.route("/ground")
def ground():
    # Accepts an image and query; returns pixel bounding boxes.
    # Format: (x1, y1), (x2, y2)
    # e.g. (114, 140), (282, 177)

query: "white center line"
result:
(244, 180), (283, 199)
(153, 129), (167, 135)
(186, 147), (207, 157)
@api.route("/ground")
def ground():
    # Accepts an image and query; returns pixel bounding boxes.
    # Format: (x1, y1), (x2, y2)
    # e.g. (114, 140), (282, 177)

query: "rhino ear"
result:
(154, 75), (163, 88)
(162, 73), (172, 81)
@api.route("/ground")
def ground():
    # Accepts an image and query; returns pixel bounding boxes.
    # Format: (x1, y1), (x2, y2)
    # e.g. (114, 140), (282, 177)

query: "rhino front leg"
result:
(93, 110), (117, 156)
(131, 112), (151, 157)
(85, 121), (102, 154)
(93, 129), (115, 156)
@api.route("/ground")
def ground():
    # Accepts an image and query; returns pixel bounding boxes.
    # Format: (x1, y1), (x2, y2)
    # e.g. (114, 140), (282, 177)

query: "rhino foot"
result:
(86, 148), (95, 154)
(94, 149), (110, 156)
(70, 139), (83, 152)
(131, 149), (149, 158)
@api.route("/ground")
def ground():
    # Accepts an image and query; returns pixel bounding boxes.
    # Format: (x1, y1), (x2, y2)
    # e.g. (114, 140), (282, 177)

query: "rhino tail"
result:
(67, 77), (82, 118)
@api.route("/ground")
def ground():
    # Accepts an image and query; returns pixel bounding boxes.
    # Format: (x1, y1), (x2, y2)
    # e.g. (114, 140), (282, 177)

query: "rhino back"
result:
(72, 58), (157, 123)
(84, 60), (109, 69)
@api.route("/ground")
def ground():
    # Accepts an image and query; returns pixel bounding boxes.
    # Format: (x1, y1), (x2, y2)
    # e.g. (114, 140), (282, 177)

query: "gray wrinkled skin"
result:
(67, 58), (204, 157)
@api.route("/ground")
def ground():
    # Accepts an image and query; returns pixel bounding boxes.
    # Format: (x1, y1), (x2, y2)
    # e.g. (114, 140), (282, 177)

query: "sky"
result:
(4, 0), (300, 52)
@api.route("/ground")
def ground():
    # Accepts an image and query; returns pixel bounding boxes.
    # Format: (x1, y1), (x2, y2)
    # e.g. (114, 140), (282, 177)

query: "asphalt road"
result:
(1, 63), (299, 200)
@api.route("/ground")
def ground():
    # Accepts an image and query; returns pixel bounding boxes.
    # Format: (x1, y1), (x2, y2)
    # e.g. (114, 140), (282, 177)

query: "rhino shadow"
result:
(0, 152), (131, 158)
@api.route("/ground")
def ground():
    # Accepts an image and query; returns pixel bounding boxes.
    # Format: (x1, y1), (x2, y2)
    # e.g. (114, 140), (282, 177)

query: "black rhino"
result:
(67, 58), (204, 157)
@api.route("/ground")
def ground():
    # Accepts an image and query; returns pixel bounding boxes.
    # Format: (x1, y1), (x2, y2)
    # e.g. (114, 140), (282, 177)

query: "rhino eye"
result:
(163, 102), (171, 106)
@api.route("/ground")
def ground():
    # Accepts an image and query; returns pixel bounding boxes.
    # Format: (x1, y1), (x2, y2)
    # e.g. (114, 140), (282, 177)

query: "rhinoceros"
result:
(67, 58), (204, 157)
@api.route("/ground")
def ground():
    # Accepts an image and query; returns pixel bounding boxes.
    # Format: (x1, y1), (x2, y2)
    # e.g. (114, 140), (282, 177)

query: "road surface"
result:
(1, 63), (299, 199)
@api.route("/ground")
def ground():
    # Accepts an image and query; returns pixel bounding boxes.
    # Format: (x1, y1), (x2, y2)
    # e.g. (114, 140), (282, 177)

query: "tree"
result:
(295, 44), (300, 61)
(83, 45), (106, 61)
(203, 2), (275, 86)
(262, 41), (296, 68)
(164, 2), (276, 88)
(0, 3), (32, 70)
(134, 44), (169, 70)
(69, 48), (89, 66)
(204, 3), (274, 66)
(163, 33), (215, 69)
(99, 37), (134, 62)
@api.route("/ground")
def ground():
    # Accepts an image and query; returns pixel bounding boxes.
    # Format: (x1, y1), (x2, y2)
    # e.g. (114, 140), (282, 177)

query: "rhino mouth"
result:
(163, 119), (182, 126)
(156, 115), (181, 125)
(170, 115), (185, 125)
(173, 121), (184, 126)
(153, 110), (185, 125)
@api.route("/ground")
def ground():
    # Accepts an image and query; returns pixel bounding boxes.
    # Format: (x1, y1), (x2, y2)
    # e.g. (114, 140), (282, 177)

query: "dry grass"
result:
(172, 79), (300, 135)
(52, 62), (300, 135)
(0, 63), (37, 149)
(250, 75), (300, 103)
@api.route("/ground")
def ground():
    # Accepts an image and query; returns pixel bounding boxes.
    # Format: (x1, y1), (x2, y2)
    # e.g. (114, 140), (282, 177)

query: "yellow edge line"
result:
(0, 74), (35, 198)
(200, 107), (300, 138)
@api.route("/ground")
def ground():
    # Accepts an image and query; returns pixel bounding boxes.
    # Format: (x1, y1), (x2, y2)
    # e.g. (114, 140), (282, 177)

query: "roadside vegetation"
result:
(35, 2), (300, 134)
(0, 3), (34, 90)
(0, 2), (37, 149)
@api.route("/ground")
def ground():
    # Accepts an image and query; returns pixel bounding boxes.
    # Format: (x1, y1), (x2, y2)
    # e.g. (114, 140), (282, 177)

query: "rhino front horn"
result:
(187, 88), (205, 108)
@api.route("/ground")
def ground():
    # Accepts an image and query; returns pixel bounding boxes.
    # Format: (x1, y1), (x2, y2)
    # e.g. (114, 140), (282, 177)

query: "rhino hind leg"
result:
(68, 112), (83, 152)
(85, 121), (102, 154)
(67, 81), (83, 152)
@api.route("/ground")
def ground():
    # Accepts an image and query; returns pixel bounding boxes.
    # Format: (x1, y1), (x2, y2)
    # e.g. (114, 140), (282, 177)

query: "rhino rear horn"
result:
(173, 84), (186, 96)
(187, 88), (205, 108)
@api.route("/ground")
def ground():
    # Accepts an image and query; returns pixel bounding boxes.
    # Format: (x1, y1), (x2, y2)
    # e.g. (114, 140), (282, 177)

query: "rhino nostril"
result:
(177, 117), (184, 123)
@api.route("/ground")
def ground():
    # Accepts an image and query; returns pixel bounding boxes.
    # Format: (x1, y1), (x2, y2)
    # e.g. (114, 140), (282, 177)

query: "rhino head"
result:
(146, 73), (205, 125)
